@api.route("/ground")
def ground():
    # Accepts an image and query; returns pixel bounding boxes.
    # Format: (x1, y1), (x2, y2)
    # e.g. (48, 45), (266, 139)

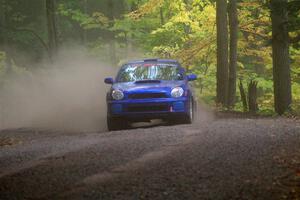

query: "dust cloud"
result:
(0, 48), (214, 132)
(195, 101), (215, 123)
(0, 50), (117, 132)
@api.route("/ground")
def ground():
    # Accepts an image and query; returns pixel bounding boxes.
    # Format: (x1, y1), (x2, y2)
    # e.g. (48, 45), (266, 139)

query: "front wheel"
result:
(107, 117), (129, 131)
(182, 98), (194, 124)
(167, 99), (195, 125)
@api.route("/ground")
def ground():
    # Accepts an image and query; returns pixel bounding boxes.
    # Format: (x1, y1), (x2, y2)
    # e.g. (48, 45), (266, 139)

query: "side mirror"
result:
(187, 74), (197, 81)
(104, 77), (114, 84)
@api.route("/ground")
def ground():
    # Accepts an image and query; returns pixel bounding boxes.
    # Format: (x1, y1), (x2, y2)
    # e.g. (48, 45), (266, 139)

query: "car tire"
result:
(107, 117), (129, 131)
(182, 98), (194, 124)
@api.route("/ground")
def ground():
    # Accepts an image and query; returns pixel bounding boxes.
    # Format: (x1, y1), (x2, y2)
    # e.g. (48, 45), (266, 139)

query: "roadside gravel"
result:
(0, 117), (299, 200)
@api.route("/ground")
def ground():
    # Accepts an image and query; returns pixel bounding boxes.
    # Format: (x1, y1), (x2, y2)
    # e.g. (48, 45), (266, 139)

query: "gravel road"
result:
(0, 116), (299, 200)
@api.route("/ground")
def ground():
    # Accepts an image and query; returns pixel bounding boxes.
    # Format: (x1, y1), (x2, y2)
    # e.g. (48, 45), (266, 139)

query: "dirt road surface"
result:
(0, 116), (299, 200)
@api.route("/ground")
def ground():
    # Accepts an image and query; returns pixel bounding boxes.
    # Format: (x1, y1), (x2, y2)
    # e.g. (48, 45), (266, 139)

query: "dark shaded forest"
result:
(0, 0), (299, 116)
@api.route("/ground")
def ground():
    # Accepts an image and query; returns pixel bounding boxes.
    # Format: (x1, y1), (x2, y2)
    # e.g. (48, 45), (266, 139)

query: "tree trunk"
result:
(239, 79), (248, 112)
(83, 0), (88, 45)
(0, 0), (7, 51)
(107, 0), (117, 65)
(227, 0), (238, 109)
(160, 7), (164, 25)
(0, 0), (5, 128)
(0, 0), (4, 47)
(248, 80), (258, 113)
(216, 0), (229, 106)
(0, 0), (12, 75)
(46, 0), (58, 61)
(270, 0), (292, 115)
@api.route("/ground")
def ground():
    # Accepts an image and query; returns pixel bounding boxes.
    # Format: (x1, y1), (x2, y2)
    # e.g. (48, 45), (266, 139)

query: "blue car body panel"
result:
(106, 59), (195, 121)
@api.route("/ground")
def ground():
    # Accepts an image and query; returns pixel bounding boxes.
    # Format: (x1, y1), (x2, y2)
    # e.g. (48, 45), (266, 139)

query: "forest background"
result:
(0, 0), (299, 116)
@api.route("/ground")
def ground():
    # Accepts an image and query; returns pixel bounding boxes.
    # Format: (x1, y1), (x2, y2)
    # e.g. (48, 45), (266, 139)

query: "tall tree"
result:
(0, 0), (6, 50)
(0, 0), (12, 74)
(270, 0), (292, 114)
(83, 0), (88, 45)
(107, 0), (117, 65)
(46, 0), (58, 60)
(216, 0), (229, 105)
(227, 0), (238, 108)
(159, 7), (164, 25)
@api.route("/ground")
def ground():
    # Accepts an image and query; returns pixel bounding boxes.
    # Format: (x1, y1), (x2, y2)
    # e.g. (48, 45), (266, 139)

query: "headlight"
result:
(112, 89), (124, 100)
(171, 87), (184, 98)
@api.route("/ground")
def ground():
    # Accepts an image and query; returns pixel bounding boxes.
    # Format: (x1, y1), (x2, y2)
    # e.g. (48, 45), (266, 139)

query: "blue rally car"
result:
(104, 59), (197, 131)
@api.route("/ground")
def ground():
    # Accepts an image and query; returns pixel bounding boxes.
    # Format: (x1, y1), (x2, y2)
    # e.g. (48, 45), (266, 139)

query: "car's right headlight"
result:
(171, 87), (184, 98)
(111, 89), (124, 100)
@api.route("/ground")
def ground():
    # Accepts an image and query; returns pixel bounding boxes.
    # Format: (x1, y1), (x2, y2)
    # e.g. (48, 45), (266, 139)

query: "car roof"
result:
(125, 58), (181, 66)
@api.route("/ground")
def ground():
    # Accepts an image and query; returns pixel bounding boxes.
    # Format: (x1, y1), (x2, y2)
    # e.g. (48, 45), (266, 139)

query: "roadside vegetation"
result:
(0, 0), (299, 116)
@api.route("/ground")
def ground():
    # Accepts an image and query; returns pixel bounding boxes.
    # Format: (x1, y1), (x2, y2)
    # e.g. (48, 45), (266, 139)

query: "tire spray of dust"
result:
(0, 50), (117, 132)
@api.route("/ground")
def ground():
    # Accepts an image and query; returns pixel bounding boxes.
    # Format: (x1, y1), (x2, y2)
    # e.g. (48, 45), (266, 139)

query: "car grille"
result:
(128, 93), (167, 99)
(127, 105), (169, 112)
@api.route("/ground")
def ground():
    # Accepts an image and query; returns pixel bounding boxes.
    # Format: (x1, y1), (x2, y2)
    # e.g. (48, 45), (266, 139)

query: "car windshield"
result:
(116, 63), (183, 83)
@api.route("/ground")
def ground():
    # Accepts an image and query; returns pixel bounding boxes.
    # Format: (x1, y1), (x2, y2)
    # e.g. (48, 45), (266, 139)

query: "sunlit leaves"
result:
(58, 3), (109, 30)
(58, 0), (300, 111)
(128, 0), (163, 19)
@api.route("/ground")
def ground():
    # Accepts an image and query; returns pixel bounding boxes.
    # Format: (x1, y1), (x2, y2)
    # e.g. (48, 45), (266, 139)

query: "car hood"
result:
(112, 80), (185, 93)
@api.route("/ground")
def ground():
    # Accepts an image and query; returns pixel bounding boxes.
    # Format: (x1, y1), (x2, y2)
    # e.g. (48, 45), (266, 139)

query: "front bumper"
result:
(107, 97), (189, 120)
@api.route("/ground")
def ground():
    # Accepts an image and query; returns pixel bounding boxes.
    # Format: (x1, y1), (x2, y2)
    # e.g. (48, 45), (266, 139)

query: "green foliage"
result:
(0, 52), (6, 78)
(0, 52), (32, 91)
(1, 0), (299, 114)
(58, 3), (109, 30)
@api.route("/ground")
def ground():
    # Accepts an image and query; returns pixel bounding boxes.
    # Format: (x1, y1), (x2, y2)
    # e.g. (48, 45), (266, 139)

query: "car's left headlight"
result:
(112, 89), (124, 100)
(171, 87), (184, 98)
